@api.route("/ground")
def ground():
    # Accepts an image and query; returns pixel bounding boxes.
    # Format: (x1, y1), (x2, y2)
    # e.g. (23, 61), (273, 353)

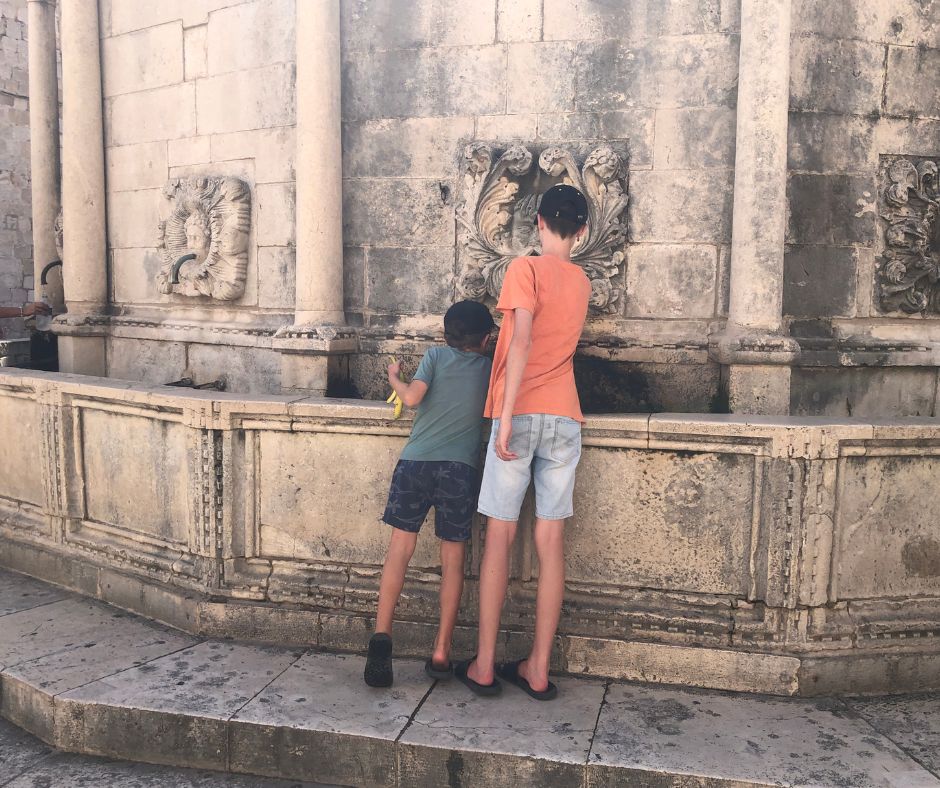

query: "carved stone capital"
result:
(273, 324), (359, 355)
(709, 326), (801, 366)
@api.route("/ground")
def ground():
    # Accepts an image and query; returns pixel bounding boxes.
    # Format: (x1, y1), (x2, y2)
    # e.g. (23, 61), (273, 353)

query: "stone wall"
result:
(0, 0), (32, 340)
(785, 0), (940, 417)
(1, 365), (938, 696)
(100, 0), (297, 391)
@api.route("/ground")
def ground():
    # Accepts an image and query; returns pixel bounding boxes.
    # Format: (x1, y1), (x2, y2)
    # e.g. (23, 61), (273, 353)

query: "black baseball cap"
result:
(535, 184), (588, 226)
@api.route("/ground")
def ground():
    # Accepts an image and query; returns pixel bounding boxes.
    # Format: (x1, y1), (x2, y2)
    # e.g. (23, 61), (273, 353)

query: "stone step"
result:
(0, 569), (936, 788)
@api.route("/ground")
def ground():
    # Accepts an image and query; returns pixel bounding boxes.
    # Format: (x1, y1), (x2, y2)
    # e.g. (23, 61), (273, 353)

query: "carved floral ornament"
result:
(457, 143), (629, 314)
(877, 156), (940, 314)
(157, 177), (251, 301)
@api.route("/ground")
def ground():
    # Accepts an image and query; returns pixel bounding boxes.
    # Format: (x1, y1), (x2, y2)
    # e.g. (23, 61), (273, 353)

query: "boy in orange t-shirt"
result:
(457, 184), (591, 701)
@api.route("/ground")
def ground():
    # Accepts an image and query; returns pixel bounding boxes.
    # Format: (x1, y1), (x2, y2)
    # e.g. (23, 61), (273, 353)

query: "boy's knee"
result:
(534, 523), (564, 551)
(389, 528), (418, 555)
(440, 539), (466, 566)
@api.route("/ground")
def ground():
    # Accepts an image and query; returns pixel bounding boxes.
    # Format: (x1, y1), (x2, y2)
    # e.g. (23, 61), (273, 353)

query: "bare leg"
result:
(375, 528), (418, 635)
(467, 517), (517, 685)
(518, 518), (565, 692)
(432, 539), (466, 667)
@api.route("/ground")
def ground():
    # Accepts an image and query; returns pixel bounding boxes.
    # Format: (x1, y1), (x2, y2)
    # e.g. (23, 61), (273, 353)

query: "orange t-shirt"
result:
(484, 255), (591, 422)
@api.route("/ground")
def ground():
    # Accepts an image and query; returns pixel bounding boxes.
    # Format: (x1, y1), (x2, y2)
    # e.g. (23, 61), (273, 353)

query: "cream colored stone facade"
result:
(0, 365), (938, 695)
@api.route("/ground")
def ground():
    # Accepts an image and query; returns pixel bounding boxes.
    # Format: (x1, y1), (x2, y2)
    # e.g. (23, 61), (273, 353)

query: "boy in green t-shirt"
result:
(364, 301), (495, 688)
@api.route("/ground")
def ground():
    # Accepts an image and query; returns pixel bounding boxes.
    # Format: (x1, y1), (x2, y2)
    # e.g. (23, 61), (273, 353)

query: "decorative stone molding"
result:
(53, 208), (63, 260)
(876, 156), (940, 315)
(456, 143), (629, 315)
(156, 177), (251, 301)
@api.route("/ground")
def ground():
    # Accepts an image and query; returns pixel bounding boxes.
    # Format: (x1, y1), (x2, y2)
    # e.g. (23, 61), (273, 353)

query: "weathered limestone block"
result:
(107, 189), (163, 250)
(341, 46), (506, 121)
(187, 344), (281, 395)
(791, 0), (940, 47)
(629, 169), (733, 244)
(340, 0), (431, 51)
(102, 21), (183, 97)
(367, 247), (454, 316)
(112, 249), (166, 304)
(575, 35), (739, 112)
(210, 128), (296, 184)
(544, 0), (721, 41)
(625, 245), (718, 319)
(343, 180), (453, 247)
(255, 182), (294, 248)
(497, 0), (541, 43)
(206, 0), (295, 76)
(107, 142), (170, 193)
(790, 368), (938, 418)
(167, 136), (211, 169)
(81, 409), (190, 544)
(343, 117), (475, 179)
(476, 113), (538, 141)
(783, 246), (858, 318)
(507, 42), (578, 114)
(107, 338), (187, 385)
(786, 174), (876, 248)
(0, 394), (43, 506)
(787, 113), (876, 174)
(597, 109), (656, 168)
(567, 448), (755, 595)
(836, 455), (940, 599)
(183, 25), (208, 81)
(108, 83), (196, 146)
(654, 107), (736, 169)
(429, 0), (497, 46)
(257, 247), (295, 310)
(789, 36), (885, 115)
(195, 62), (295, 135)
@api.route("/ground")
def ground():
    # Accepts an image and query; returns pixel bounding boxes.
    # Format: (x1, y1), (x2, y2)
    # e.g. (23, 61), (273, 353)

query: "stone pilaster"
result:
(27, 0), (62, 311)
(57, 0), (107, 375)
(274, 0), (355, 395)
(710, 0), (799, 414)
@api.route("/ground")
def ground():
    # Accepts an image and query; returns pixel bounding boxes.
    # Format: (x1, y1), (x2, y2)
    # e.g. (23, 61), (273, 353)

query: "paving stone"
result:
(230, 651), (428, 785)
(0, 714), (54, 782)
(2, 614), (197, 742)
(0, 598), (141, 669)
(399, 674), (606, 787)
(0, 570), (68, 616)
(589, 683), (938, 787)
(848, 693), (940, 777)
(56, 641), (302, 771)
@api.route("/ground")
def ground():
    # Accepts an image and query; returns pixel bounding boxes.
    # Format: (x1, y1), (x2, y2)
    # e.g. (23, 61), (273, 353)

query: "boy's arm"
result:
(494, 307), (533, 461)
(388, 360), (429, 408)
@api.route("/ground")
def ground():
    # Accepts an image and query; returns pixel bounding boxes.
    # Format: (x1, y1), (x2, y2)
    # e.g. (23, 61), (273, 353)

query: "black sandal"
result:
(364, 633), (393, 688)
(454, 658), (502, 696)
(424, 658), (454, 680)
(495, 659), (557, 701)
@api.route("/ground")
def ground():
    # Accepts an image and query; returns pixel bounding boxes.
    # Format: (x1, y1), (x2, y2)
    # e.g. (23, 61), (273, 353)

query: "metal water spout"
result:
(36, 260), (63, 332)
(169, 253), (197, 285)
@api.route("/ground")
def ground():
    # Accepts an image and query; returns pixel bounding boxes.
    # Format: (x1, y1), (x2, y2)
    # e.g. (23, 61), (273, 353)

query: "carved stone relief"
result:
(457, 143), (629, 315)
(877, 156), (940, 314)
(54, 208), (63, 260)
(156, 177), (251, 301)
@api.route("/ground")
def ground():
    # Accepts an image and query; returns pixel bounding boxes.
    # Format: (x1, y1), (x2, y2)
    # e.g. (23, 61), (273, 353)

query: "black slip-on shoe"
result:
(364, 633), (393, 688)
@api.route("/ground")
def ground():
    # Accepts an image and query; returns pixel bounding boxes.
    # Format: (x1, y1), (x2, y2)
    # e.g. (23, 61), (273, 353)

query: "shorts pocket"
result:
(551, 418), (581, 463)
(507, 415), (533, 459)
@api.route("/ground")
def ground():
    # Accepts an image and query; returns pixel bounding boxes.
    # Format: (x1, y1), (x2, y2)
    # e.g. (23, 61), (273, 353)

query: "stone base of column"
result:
(58, 336), (106, 376)
(273, 324), (358, 396)
(710, 327), (800, 415)
(724, 364), (792, 415)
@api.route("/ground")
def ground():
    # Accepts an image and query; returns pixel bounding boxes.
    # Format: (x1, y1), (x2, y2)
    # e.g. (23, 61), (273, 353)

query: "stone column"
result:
(710, 0), (799, 414)
(27, 0), (62, 311)
(57, 0), (107, 375)
(275, 0), (356, 394)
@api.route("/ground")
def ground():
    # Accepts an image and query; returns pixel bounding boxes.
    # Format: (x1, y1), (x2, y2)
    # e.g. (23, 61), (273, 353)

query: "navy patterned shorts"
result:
(382, 460), (478, 542)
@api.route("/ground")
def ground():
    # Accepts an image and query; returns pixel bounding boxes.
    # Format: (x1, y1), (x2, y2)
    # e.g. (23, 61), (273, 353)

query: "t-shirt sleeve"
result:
(412, 348), (436, 385)
(496, 258), (537, 314)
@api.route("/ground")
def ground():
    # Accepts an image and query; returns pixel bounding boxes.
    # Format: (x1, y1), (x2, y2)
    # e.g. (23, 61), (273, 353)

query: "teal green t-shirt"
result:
(399, 345), (492, 469)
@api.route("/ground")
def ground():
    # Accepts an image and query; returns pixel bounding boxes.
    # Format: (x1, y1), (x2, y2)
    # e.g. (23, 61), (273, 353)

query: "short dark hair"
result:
(444, 300), (495, 350)
(542, 214), (585, 240)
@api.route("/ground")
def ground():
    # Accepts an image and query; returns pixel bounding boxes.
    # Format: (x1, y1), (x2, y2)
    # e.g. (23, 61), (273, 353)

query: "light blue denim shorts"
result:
(477, 414), (582, 522)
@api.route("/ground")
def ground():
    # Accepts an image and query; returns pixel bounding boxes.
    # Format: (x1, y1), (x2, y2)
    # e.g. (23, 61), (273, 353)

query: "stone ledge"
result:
(0, 568), (935, 788)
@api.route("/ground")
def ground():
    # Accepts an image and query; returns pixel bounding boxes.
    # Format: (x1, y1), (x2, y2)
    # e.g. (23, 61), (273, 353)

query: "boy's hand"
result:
(387, 359), (401, 380)
(495, 419), (518, 461)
